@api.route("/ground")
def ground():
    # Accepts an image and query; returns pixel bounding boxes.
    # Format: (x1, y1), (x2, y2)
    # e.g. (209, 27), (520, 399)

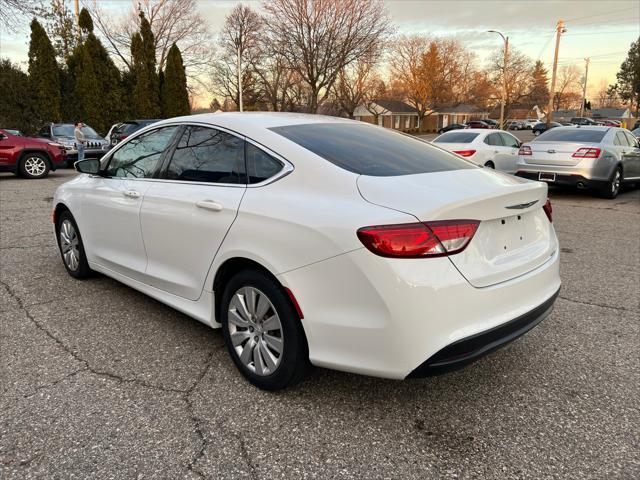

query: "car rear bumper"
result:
(279, 242), (561, 380)
(515, 171), (609, 190)
(407, 288), (559, 377)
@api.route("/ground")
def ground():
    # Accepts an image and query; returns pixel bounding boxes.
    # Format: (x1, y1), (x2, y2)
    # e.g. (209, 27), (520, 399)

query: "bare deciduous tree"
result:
(488, 46), (533, 116)
(88, 0), (212, 84)
(331, 57), (381, 118)
(0, 0), (41, 29)
(552, 64), (582, 110)
(390, 35), (432, 123)
(262, 0), (392, 113)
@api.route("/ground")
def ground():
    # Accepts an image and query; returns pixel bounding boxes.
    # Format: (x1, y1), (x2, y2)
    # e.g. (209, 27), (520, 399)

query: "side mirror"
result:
(75, 158), (101, 175)
(0, 133), (6, 140)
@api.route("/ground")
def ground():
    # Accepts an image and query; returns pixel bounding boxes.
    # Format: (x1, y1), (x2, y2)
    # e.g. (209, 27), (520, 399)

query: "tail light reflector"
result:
(543, 199), (553, 222)
(453, 149), (476, 157)
(571, 147), (601, 158)
(518, 145), (532, 155)
(357, 220), (480, 258)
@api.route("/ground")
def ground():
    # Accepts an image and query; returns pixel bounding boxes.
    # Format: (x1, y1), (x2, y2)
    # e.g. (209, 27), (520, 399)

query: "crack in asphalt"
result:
(1, 278), (226, 477)
(237, 431), (259, 480)
(558, 295), (638, 313)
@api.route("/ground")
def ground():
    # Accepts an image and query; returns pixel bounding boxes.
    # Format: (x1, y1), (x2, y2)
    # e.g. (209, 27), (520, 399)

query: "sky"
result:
(1, 0), (638, 108)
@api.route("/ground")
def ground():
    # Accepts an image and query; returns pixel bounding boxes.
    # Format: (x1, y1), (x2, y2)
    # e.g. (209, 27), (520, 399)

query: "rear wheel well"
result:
(212, 257), (305, 327)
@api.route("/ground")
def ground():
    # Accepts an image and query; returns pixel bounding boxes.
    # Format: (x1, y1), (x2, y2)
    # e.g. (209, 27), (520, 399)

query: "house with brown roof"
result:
(353, 100), (421, 132)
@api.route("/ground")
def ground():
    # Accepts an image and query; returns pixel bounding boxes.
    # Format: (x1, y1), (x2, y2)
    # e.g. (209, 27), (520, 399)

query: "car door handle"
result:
(123, 190), (141, 199)
(195, 200), (223, 212)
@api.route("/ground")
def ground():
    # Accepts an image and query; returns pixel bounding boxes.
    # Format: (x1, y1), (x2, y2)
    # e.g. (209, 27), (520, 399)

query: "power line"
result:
(564, 7), (638, 23)
(565, 30), (639, 36)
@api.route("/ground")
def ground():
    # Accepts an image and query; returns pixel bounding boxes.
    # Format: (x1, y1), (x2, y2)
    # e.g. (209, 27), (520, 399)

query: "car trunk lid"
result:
(523, 141), (600, 166)
(357, 169), (557, 287)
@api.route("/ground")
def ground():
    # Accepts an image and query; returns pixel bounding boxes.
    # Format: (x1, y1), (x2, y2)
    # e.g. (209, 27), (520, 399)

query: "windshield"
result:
(433, 132), (479, 143)
(270, 123), (474, 176)
(52, 125), (100, 138)
(535, 129), (606, 143)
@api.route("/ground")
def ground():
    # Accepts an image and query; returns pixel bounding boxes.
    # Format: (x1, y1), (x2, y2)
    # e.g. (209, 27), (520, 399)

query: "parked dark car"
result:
(505, 120), (526, 130)
(110, 119), (160, 147)
(37, 123), (108, 166)
(482, 119), (498, 129)
(570, 117), (597, 126)
(465, 120), (490, 129)
(532, 121), (562, 136)
(0, 128), (67, 178)
(437, 123), (466, 134)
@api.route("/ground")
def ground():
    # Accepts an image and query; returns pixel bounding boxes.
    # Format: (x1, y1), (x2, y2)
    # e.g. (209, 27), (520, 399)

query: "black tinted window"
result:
(105, 126), (178, 178)
(434, 132), (479, 143)
(536, 129), (606, 143)
(271, 123), (474, 176)
(166, 126), (244, 184)
(246, 143), (283, 184)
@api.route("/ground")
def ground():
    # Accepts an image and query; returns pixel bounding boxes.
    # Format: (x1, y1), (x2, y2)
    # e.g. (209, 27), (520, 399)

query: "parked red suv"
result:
(465, 120), (491, 129)
(0, 128), (67, 179)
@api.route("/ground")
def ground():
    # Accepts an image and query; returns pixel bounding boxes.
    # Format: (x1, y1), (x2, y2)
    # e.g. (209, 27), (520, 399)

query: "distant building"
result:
(353, 100), (489, 133)
(591, 108), (635, 122)
(353, 100), (420, 132)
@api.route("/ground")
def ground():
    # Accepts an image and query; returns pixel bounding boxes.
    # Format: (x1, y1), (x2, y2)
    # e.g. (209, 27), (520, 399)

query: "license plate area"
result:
(539, 172), (556, 182)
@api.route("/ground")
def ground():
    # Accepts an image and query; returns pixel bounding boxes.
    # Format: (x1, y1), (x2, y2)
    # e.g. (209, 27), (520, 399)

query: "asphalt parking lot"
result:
(1, 168), (639, 479)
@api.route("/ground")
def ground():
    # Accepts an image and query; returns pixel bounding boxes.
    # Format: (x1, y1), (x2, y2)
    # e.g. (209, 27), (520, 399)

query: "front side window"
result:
(246, 143), (284, 184)
(165, 126), (244, 184)
(484, 133), (503, 146)
(105, 126), (179, 178)
(271, 123), (475, 176)
(500, 133), (519, 148)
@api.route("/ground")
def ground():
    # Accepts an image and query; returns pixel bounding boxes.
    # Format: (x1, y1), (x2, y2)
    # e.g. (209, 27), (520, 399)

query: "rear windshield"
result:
(433, 132), (479, 143)
(536, 129), (606, 143)
(270, 123), (474, 176)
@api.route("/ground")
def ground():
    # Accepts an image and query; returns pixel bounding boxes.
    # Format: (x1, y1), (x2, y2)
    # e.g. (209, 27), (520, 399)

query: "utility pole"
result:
(579, 57), (590, 118)
(546, 20), (565, 127)
(488, 30), (508, 129)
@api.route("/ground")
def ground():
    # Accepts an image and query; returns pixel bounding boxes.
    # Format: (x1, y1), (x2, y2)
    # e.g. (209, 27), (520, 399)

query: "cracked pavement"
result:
(1, 169), (639, 479)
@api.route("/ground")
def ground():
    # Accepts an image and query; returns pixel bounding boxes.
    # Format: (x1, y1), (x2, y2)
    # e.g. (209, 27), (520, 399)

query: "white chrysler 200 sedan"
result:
(53, 113), (561, 390)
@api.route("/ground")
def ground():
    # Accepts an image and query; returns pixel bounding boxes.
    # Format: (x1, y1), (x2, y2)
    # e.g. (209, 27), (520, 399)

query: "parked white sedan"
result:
(432, 129), (521, 173)
(53, 113), (560, 390)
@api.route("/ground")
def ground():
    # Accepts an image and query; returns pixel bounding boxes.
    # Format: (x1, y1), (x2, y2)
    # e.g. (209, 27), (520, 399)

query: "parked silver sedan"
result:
(515, 126), (640, 198)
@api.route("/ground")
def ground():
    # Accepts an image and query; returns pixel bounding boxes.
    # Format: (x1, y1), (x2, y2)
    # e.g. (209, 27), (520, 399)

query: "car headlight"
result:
(48, 142), (64, 147)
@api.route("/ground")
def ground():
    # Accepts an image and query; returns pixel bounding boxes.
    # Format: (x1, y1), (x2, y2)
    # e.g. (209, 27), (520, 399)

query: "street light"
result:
(488, 30), (509, 130)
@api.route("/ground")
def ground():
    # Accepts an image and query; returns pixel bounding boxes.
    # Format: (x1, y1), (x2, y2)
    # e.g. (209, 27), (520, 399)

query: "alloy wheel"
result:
(228, 286), (283, 376)
(59, 219), (80, 271)
(24, 156), (47, 177)
(612, 170), (621, 195)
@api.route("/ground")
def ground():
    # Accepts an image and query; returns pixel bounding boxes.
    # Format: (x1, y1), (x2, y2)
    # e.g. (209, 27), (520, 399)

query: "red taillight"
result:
(571, 147), (601, 158)
(283, 287), (304, 319)
(543, 199), (552, 222)
(518, 145), (532, 155)
(357, 220), (479, 258)
(453, 149), (476, 157)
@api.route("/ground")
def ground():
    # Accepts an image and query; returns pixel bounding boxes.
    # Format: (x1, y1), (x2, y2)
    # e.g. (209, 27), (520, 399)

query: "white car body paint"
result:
(432, 128), (521, 173)
(54, 113), (561, 380)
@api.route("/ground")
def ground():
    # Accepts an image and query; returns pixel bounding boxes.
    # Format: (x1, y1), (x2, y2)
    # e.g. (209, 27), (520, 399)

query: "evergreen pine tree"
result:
(528, 60), (550, 109)
(161, 43), (190, 117)
(131, 12), (160, 118)
(0, 59), (39, 133)
(28, 19), (61, 123)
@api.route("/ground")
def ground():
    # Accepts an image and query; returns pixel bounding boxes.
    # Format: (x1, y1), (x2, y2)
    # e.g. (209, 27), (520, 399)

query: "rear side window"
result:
(270, 123), (474, 176)
(166, 126), (244, 184)
(433, 132), (479, 143)
(499, 133), (519, 148)
(537, 129), (606, 143)
(245, 143), (284, 184)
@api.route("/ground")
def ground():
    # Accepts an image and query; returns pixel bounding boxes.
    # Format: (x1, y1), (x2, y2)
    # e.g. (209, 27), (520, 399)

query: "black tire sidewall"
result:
(220, 270), (309, 390)
(55, 211), (92, 278)
(600, 167), (622, 199)
(19, 153), (50, 179)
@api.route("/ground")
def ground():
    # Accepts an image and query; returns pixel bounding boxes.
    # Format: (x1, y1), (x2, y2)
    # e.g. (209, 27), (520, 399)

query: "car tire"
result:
(533, 130), (541, 136)
(19, 153), (50, 179)
(599, 167), (622, 199)
(484, 161), (495, 169)
(55, 210), (92, 279)
(221, 269), (311, 390)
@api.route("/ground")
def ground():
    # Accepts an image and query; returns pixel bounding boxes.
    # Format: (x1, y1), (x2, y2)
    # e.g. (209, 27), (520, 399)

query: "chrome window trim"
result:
(100, 120), (294, 187)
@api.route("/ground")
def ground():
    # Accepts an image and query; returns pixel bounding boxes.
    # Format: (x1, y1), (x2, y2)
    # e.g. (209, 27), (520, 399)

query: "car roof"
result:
(153, 112), (353, 133)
